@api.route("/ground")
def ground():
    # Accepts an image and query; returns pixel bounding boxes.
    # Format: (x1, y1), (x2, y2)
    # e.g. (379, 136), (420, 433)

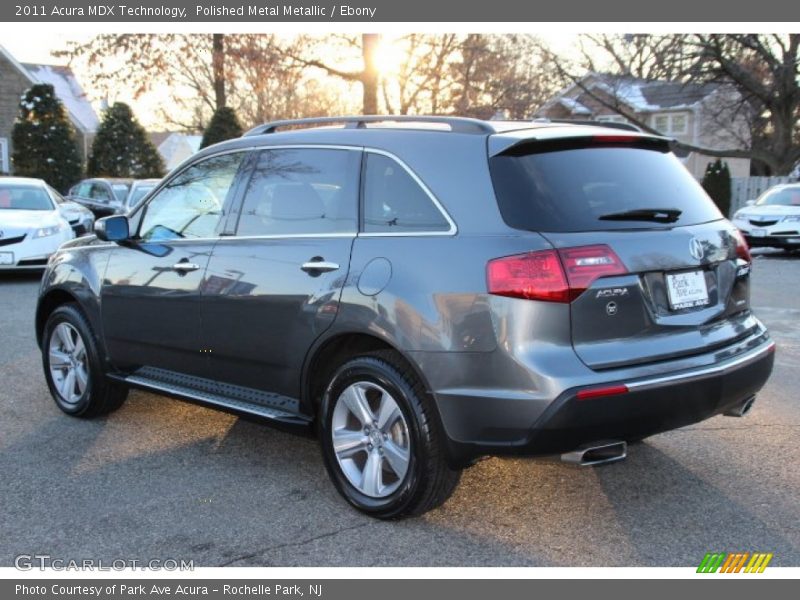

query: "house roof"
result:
(557, 97), (592, 115)
(552, 73), (723, 114)
(157, 133), (203, 170)
(22, 63), (99, 132)
(149, 131), (174, 148)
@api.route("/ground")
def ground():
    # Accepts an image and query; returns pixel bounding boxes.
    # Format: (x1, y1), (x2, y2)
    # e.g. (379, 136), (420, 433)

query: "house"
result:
(537, 73), (752, 178)
(152, 132), (203, 171)
(0, 45), (99, 174)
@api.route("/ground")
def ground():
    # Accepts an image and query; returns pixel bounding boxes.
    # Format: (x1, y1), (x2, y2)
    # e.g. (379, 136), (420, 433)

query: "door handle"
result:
(172, 262), (200, 272)
(301, 260), (340, 273)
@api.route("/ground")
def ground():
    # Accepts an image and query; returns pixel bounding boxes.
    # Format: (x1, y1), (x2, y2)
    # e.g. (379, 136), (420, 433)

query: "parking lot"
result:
(1, 249), (799, 567)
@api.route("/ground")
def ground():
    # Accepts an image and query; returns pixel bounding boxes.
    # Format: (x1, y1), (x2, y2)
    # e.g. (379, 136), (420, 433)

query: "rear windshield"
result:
(489, 140), (723, 232)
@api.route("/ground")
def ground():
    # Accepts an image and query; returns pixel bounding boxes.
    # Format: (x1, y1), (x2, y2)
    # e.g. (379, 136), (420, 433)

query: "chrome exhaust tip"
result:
(561, 440), (627, 466)
(724, 396), (756, 417)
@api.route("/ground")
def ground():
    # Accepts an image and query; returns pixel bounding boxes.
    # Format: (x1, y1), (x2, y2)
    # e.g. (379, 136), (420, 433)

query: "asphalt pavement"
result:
(1, 249), (798, 567)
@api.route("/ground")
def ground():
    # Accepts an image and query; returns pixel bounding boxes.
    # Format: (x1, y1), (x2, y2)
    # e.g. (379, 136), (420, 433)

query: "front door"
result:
(201, 147), (361, 398)
(101, 151), (248, 377)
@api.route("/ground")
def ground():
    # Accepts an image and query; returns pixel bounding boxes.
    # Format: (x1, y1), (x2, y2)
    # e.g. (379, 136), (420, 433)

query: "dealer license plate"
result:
(666, 270), (709, 310)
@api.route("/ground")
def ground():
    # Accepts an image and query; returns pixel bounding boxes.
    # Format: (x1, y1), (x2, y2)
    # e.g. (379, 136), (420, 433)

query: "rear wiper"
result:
(598, 208), (682, 223)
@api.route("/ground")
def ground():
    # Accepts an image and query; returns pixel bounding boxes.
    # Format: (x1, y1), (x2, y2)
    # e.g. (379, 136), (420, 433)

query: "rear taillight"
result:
(558, 245), (627, 299)
(732, 229), (751, 262)
(486, 249), (570, 303)
(487, 244), (627, 303)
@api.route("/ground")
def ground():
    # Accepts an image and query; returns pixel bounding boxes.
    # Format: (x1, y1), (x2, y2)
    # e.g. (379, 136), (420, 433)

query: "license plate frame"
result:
(751, 228), (767, 238)
(666, 269), (710, 311)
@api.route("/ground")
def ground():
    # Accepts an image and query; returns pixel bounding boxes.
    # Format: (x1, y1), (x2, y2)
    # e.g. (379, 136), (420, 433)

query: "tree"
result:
(58, 34), (347, 130)
(544, 34), (800, 175)
(88, 102), (164, 178)
(11, 83), (82, 192)
(286, 33), (381, 114)
(702, 159), (733, 216)
(200, 106), (244, 148)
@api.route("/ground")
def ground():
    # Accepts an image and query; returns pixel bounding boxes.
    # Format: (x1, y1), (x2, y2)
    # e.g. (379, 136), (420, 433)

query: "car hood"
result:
(743, 204), (800, 216)
(58, 202), (92, 219)
(0, 209), (62, 231)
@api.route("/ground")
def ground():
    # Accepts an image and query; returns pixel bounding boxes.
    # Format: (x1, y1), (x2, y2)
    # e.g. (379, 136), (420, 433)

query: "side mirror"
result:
(745, 199), (756, 206)
(94, 215), (129, 242)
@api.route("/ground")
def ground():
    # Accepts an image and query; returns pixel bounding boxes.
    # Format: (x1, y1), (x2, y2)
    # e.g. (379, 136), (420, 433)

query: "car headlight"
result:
(733, 211), (747, 220)
(34, 223), (65, 238)
(782, 215), (800, 223)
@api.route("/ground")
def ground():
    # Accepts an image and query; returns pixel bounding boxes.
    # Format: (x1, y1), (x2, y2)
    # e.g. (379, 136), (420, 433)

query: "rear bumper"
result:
(435, 335), (775, 465)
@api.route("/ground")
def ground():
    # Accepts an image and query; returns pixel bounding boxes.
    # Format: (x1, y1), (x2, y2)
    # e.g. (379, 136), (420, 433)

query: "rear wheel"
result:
(42, 304), (128, 418)
(319, 351), (461, 519)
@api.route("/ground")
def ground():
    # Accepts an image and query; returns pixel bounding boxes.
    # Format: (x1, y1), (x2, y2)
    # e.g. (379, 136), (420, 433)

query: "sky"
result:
(0, 31), (582, 131)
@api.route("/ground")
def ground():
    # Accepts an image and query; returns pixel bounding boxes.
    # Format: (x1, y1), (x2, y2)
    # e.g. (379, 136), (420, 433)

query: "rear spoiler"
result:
(488, 127), (671, 157)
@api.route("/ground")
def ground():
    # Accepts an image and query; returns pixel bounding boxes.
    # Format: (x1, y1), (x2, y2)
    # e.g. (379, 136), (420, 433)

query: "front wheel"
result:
(319, 351), (461, 519)
(42, 304), (128, 418)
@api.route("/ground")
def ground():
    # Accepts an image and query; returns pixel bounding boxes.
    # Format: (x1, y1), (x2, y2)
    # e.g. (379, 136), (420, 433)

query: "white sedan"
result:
(0, 177), (75, 270)
(732, 183), (800, 251)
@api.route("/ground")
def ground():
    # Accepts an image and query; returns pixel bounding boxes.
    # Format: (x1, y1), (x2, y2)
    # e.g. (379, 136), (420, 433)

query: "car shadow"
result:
(592, 441), (799, 566)
(751, 248), (799, 260)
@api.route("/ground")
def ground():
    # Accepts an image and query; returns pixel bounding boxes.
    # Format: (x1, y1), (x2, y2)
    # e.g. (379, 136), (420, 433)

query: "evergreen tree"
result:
(200, 106), (243, 149)
(88, 102), (165, 178)
(11, 83), (83, 192)
(701, 159), (733, 217)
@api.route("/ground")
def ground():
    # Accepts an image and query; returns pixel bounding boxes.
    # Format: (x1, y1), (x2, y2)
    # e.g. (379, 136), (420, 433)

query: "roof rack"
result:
(243, 115), (495, 137)
(534, 118), (642, 133)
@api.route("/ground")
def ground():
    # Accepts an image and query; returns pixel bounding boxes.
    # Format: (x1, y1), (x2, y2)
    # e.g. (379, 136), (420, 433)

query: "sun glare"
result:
(374, 37), (408, 75)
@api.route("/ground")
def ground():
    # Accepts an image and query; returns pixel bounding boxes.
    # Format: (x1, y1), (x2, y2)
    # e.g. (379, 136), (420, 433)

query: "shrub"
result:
(88, 102), (164, 178)
(701, 159), (732, 217)
(200, 107), (243, 149)
(11, 83), (83, 192)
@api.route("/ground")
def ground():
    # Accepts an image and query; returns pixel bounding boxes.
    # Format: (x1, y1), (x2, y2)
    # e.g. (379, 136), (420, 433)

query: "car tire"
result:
(42, 304), (128, 418)
(319, 350), (461, 519)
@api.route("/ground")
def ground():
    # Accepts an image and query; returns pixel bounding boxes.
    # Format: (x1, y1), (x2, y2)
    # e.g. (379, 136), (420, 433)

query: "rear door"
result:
(201, 146), (361, 397)
(489, 136), (755, 370)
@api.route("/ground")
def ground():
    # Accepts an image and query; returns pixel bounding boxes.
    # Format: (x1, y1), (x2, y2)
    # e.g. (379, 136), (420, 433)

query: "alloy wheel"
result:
(48, 322), (89, 404)
(331, 381), (411, 498)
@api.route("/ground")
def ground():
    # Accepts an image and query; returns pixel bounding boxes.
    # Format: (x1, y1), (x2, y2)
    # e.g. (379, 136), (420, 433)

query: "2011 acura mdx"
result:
(36, 116), (775, 518)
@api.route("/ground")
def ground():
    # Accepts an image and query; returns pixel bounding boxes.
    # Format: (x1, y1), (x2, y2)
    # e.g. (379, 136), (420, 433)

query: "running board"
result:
(110, 367), (311, 426)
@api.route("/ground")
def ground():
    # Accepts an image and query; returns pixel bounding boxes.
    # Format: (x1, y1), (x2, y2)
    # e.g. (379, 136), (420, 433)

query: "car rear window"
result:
(488, 139), (723, 232)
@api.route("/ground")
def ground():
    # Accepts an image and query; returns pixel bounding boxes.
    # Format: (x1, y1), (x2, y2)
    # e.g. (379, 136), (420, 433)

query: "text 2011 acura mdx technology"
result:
(36, 116), (775, 518)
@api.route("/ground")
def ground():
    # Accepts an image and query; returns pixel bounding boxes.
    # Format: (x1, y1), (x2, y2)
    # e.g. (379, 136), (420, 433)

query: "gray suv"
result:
(36, 116), (775, 518)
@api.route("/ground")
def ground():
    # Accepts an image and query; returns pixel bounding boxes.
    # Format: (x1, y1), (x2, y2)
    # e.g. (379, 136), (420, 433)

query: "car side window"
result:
(90, 183), (112, 202)
(362, 153), (450, 233)
(235, 148), (359, 236)
(138, 152), (245, 242)
(74, 182), (91, 198)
